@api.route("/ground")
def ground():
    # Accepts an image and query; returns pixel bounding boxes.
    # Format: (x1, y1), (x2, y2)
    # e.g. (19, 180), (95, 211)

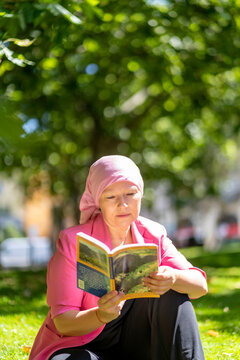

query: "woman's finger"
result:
(98, 290), (118, 305)
(98, 290), (125, 308)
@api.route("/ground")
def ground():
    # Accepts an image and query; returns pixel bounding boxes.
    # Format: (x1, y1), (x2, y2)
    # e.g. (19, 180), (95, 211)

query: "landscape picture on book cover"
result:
(79, 237), (109, 275)
(113, 247), (158, 294)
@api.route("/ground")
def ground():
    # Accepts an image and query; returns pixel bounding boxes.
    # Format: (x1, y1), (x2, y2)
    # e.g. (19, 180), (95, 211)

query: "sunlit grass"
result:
(1, 243), (240, 359)
(0, 269), (48, 360)
(181, 243), (240, 359)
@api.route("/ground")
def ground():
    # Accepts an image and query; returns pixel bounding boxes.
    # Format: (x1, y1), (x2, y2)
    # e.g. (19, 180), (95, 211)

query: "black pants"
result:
(49, 290), (205, 360)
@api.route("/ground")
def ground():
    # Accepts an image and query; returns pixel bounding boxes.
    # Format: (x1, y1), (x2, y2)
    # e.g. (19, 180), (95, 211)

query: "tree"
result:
(0, 0), (239, 221)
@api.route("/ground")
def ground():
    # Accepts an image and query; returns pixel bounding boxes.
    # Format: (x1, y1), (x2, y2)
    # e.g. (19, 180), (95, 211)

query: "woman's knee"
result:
(161, 289), (189, 305)
(50, 349), (102, 360)
(148, 290), (189, 318)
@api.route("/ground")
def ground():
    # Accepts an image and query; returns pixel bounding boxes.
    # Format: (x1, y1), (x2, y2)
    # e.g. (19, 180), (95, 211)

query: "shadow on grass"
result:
(0, 268), (49, 316)
(194, 287), (240, 334)
(187, 251), (240, 269)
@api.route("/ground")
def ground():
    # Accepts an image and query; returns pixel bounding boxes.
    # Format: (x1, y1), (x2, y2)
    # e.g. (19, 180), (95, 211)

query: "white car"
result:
(0, 236), (53, 268)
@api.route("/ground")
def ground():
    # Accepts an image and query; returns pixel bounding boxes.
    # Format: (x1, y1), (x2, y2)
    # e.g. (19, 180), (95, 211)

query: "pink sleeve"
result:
(47, 230), (84, 318)
(160, 237), (206, 279)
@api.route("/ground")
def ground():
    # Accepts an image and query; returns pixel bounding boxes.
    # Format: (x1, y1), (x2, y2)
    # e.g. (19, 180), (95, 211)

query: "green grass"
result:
(1, 243), (240, 359)
(0, 268), (48, 359)
(181, 243), (240, 359)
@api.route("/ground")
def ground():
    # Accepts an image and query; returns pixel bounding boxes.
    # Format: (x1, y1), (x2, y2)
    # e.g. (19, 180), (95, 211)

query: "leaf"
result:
(0, 42), (35, 67)
(207, 329), (219, 337)
(1, 46), (25, 67)
(86, 0), (100, 5)
(0, 12), (15, 18)
(0, 96), (26, 143)
(48, 4), (82, 24)
(6, 38), (35, 47)
(22, 345), (31, 353)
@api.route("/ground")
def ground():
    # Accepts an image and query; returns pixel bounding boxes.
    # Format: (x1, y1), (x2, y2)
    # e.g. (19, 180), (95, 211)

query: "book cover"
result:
(76, 232), (160, 300)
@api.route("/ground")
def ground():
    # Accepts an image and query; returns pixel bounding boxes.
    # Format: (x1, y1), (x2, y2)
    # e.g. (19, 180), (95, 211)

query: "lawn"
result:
(181, 243), (240, 359)
(1, 243), (240, 359)
(0, 268), (48, 359)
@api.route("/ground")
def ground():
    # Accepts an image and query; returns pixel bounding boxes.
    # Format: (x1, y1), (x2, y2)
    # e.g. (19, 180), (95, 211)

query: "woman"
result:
(29, 155), (208, 360)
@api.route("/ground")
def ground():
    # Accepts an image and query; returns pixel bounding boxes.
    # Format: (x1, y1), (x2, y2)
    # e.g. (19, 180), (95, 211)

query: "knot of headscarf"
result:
(79, 155), (144, 224)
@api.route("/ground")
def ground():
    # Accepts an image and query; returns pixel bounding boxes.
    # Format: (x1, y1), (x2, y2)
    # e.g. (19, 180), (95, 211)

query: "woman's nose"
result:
(118, 195), (128, 207)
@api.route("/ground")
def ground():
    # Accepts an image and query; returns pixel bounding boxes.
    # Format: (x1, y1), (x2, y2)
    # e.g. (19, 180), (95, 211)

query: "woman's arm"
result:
(54, 307), (105, 337)
(54, 291), (125, 336)
(172, 268), (208, 299)
(143, 266), (208, 299)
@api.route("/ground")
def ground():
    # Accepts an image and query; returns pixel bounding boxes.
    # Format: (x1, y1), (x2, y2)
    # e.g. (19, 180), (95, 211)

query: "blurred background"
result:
(0, 0), (240, 269)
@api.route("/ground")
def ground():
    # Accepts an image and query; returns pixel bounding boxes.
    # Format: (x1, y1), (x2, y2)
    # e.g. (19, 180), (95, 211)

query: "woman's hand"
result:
(143, 266), (177, 295)
(97, 290), (125, 323)
(143, 266), (208, 299)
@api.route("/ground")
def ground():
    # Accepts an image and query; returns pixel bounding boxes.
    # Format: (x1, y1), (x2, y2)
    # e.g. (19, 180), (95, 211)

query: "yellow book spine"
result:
(110, 278), (115, 291)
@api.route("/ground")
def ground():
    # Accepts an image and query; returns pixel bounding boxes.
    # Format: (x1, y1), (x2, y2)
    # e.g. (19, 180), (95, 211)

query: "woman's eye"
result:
(106, 196), (115, 199)
(127, 193), (134, 196)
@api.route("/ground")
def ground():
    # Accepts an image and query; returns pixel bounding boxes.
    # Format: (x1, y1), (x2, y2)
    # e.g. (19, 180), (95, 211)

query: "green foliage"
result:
(0, 1), (240, 215)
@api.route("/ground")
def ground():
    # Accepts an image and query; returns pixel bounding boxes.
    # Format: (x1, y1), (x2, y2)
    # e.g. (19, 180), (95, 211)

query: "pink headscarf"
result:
(79, 155), (144, 224)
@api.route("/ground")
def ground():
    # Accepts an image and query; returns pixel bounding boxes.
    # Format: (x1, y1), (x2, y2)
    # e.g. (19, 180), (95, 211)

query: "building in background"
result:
(0, 173), (53, 238)
(0, 173), (54, 268)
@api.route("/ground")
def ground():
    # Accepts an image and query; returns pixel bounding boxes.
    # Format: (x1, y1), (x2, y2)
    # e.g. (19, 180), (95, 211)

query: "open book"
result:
(76, 232), (160, 300)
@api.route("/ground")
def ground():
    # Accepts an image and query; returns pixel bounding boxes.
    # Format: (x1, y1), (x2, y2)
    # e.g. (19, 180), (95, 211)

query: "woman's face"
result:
(99, 181), (141, 232)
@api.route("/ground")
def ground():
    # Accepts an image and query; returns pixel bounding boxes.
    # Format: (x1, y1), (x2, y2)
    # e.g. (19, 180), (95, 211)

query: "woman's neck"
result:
(109, 228), (132, 249)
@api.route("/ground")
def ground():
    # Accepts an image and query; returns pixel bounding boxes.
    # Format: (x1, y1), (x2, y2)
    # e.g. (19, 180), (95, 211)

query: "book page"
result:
(112, 245), (158, 297)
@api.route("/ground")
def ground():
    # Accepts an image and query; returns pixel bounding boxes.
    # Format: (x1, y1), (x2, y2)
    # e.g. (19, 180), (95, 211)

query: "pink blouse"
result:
(29, 214), (205, 360)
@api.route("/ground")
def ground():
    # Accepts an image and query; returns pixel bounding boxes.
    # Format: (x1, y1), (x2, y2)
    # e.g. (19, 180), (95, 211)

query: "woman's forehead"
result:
(102, 181), (138, 194)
